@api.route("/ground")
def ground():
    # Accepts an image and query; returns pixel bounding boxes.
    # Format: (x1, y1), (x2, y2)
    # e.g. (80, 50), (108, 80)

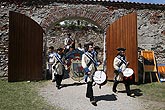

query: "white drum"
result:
(123, 68), (134, 77)
(93, 71), (106, 85)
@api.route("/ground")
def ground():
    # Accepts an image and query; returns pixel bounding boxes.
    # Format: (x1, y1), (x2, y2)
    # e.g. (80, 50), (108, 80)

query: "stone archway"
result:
(40, 5), (112, 80)
(39, 4), (138, 81)
(8, 4), (138, 81)
(40, 5), (112, 32)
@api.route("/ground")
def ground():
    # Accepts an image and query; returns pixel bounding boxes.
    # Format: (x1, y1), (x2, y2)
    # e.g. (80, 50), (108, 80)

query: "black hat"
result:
(49, 46), (54, 50)
(57, 48), (63, 51)
(87, 42), (94, 46)
(94, 46), (100, 50)
(116, 47), (126, 51)
(67, 33), (71, 36)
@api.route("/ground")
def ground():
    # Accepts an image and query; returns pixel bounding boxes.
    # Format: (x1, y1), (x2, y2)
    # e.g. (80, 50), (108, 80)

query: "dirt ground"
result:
(39, 78), (165, 110)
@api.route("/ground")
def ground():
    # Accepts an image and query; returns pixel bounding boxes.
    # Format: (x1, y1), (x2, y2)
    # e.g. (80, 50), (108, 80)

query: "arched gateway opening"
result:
(44, 18), (105, 81)
(8, 4), (138, 82)
(41, 5), (111, 82)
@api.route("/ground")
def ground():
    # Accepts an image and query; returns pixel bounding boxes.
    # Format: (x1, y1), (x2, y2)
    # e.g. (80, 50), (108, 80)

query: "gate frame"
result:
(8, 8), (138, 82)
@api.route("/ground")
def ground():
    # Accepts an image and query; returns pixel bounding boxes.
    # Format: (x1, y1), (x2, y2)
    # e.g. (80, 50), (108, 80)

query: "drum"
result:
(123, 68), (134, 77)
(123, 68), (134, 83)
(93, 71), (107, 85)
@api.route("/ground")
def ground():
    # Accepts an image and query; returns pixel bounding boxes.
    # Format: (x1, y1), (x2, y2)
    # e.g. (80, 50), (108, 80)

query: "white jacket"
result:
(52, 53), (63, 75)
(81, 52), (96, 74)
(113, 55), (127, 72)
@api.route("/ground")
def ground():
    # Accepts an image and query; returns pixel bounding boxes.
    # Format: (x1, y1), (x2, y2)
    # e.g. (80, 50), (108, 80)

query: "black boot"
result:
(125, 83), (134, 97)
(86, 82), (93, 98)
(112, 81), (119, 93)
(90, 97), (97, 106)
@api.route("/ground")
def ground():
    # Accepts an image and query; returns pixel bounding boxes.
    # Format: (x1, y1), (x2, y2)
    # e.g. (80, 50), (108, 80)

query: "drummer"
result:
(112, 47), (135, 97)
(81, 42), (98, 106)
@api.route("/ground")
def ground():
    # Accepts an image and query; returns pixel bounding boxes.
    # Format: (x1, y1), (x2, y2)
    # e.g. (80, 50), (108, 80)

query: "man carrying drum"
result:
(81, 42), (98, 106)
(112, 47), (135, 97)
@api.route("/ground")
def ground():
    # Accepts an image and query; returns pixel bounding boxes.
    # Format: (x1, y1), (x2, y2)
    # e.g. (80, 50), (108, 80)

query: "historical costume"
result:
(112, 48), (135, 97)
(47, 46), (55, 81)
(52, 48), (65, 89)
(81, 42), (98, 105)
(64, 33), (75, 53)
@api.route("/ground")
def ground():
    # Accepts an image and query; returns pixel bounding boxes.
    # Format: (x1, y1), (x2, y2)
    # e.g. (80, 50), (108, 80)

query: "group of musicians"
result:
(47, 36), (135, 105)
(81, 42), (135, 105)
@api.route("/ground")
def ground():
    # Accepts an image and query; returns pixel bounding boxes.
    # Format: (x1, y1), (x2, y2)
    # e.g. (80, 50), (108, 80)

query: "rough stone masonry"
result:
(0, 2), (164, 77)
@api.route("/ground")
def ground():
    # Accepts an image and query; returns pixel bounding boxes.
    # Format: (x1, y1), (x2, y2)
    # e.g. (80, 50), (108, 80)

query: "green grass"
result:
(134, 82), (165, 102)
(107, 81), (165, 102)
(0, 78), (61, 110)
(1, 78), (164, 110)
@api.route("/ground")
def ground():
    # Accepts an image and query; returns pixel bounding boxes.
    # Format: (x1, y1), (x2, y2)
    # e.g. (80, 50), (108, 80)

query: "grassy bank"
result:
(0, 78), (60, 110)
(0, 77), (164, 110)
(134, 82), (165, 102)
(107, 81), (165, 102)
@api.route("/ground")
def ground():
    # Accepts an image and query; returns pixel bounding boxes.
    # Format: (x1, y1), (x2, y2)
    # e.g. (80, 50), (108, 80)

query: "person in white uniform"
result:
(52, 48), (65, 89)
(81, 42), (98, 105)
(47, 46), (55, 81)
(112, 47), (135, 97)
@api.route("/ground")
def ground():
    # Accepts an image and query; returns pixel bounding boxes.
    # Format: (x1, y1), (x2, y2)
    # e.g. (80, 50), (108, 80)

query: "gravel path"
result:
(39, 78), (152, 110)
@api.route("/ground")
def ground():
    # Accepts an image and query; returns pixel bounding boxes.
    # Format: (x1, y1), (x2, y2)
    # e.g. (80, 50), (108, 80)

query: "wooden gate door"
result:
(106, 12), (138, 82)
(8, 11), (43, 82)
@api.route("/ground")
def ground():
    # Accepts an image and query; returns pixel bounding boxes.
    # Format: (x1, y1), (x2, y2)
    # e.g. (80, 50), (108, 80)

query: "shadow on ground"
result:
(118, 89), (143, 97)
(61, 82), (86, 88)
(95, 94), (117, 102)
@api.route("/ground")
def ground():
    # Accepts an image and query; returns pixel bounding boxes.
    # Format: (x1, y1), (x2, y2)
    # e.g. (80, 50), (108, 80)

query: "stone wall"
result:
(0, 2), (164, 77)
(137, 10), (165, 63)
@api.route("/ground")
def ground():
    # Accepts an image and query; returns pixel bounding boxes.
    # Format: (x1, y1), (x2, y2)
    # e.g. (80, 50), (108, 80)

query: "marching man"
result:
(52, 48), (65, 89)
(81, 42), (98, 106)
(112, 47), (135, 97)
